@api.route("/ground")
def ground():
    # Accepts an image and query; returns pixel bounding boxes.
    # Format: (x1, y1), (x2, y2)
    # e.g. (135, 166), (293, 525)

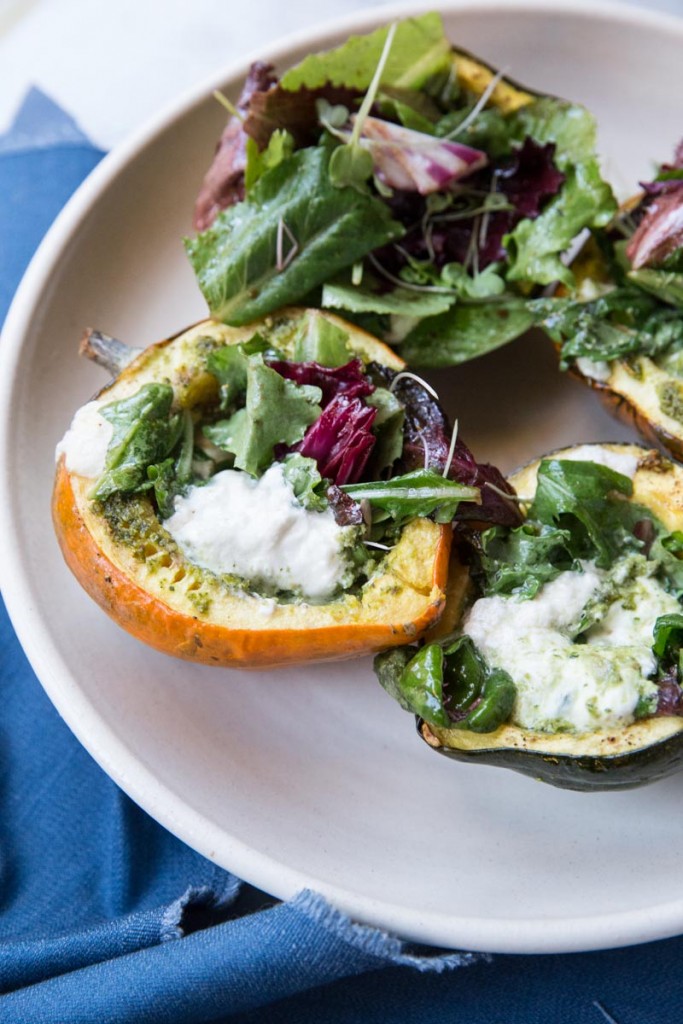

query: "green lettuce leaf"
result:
(204, 356), (322, 475)
(397, 298), (540, 367)
(94, 384), (183, 501)
(504, 100), (617, 287)
(292, 310), (352, 366)
(280, 13), (451, 93)
(280, 453), (328, 510)
(185, 146), (404, 326)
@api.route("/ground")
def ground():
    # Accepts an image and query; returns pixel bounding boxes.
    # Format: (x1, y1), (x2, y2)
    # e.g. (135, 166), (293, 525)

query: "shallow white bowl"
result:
(4, 0), (683, 955)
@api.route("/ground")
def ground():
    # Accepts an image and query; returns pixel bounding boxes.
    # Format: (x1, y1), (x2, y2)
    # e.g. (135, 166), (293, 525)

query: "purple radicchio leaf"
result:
(193, 62), (277, 231)
(267, 358), (374, 406)
(354, 116), (487, 195)
(298, 395), (377, 485)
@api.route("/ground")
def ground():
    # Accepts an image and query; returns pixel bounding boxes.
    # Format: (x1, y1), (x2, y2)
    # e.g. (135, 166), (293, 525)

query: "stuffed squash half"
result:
(375, 443), (683, 790)
(53, 308), (517, 668)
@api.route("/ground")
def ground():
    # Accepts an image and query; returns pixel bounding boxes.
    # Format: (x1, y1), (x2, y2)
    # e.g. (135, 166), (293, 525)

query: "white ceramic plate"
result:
(4, 0), (683, 955)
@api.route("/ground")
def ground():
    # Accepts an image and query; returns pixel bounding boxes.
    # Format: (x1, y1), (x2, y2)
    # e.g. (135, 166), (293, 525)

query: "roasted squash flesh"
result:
(52, 310), (451, 668)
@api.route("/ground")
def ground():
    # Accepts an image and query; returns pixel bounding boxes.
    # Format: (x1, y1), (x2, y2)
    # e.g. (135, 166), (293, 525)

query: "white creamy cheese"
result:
(575, 356), (612, 383)
(165, 464), (356, 601)
(555, 444), (641, 479)
(462, 560), (678, 734)
(55, 400), (114, 478)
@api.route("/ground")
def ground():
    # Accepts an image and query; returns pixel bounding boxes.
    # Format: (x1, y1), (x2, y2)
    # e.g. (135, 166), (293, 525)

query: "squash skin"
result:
(416, 442), (683, 790)
(52, 311), (452, 669)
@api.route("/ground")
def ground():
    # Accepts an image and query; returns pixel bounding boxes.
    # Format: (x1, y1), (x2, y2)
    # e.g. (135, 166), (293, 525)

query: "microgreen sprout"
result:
(442, 419), (459, 478)
(368, 254), (460, 295)
(213, 90), (244, 122)
(445, 65), (509, 140)
(276, 218), (299, 272)
(328, 23), (397, 191)
(389, 371), (440, 401)
(364, 540), (394, 551)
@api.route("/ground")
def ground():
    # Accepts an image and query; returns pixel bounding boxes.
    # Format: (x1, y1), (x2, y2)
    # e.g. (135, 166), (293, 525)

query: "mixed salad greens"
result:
(536, 142), (683, 389)
(375, 456), (683, 735)
(87, 311), (520, 600)
(186, 13), (616, 367)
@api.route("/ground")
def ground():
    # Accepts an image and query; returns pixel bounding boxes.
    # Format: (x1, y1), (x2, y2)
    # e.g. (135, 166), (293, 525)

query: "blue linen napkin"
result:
(2, 89), (683, 1024)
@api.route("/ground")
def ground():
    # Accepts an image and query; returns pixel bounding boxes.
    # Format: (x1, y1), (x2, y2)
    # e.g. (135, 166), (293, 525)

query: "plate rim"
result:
(3, 0), (683, 954)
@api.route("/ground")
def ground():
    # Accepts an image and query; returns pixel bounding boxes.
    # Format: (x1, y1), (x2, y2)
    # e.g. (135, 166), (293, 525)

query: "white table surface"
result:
(1, 0), (682, 147)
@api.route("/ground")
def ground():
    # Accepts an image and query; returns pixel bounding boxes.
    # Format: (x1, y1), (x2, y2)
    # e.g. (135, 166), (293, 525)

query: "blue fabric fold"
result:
(3, 87), (683, 1024)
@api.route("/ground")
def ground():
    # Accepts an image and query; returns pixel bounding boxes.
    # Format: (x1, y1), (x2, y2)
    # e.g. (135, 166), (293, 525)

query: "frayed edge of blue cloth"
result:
(159, 877), (242, 942)
(291, 890), (490, 972)
(0, 87), (93, 155)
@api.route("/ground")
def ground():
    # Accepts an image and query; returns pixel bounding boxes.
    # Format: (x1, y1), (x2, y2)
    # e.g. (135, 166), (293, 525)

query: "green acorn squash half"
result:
(392, 443), (683, 791)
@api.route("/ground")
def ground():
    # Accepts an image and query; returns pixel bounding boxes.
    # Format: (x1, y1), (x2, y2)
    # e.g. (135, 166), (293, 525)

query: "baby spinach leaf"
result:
(185, 146), (404, 325)
(204, 356), (322, 476)
(480, 522), (574, 600)
(375, 638), (516, 732)
(528, 459), (637, 567)
(653, 613), (683, 669)
(147, 408), (195, 518)
(93, 384), (182, 501)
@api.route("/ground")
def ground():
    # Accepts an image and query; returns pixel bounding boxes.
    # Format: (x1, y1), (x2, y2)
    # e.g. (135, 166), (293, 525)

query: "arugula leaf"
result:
(342, 467), (479, 525)
(185, 146), (404, 326)
(480, 522), (574, 599)
(279, 13), (451, 93)
(280, 453), (328, 511)
(204, 356), (322, 475)
(397, 297), (539, 367)
(93, 385), (182, 501)
(528, 459), (638, 567)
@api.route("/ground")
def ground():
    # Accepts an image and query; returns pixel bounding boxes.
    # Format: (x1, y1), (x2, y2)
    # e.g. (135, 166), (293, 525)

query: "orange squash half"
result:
(52, 309), (451, 668)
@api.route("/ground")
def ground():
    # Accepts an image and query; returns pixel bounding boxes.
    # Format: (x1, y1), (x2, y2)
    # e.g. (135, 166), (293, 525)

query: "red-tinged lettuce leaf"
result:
(267, 358), (374, 406)
(185, 146), (404, 326)
(384, 371), (521, 526)
(193, 62), (276, 231)
(244, 83), (360, 150)
(298, 394), (377, 485)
